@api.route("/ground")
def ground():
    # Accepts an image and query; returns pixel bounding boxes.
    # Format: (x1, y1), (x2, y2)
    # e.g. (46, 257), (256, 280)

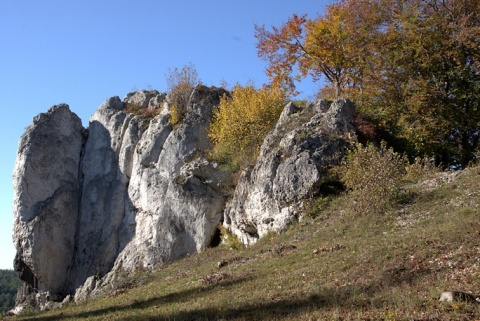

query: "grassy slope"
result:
(5, 166), (480, 321)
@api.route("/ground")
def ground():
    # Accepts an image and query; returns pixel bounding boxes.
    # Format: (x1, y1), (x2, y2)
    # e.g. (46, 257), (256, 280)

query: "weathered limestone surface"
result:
(12, 90), (354, 312)
(70, 95), (149, 290)
(223, 99), (355, 244)
(110, 86), (230, 274)
(12, 87), (230, 309)
(12, 104), (84, 298)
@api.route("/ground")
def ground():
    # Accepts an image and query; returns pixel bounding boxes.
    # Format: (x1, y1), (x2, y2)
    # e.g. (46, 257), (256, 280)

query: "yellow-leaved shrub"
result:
(166, 63), (200, 125)
(208, 84), (286, 171)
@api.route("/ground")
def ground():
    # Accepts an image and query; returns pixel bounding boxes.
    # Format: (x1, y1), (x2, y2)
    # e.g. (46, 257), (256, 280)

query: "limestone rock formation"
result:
(223, 99), (355, 244)
(12, 90), (354, 312)
(12, 86), (230, 310)
(12, 104), (84, 300)
(110, 85), (230, 273)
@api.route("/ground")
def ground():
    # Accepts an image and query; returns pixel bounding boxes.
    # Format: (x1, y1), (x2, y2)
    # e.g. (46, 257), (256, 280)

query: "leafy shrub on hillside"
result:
(404, 156), (439, 182)
(0, 270), (21, 315)
(338, 142), (407, 216)
(166, 63), (200, 125)
(208, 83), (286, 170)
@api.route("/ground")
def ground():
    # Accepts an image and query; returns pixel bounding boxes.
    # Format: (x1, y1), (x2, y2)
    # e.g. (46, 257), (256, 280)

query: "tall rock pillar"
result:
(12, 104), (84, 301)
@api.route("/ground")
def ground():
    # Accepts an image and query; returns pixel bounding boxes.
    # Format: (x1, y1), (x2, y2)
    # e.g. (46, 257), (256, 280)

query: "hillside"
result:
(5, 163), (479, 320)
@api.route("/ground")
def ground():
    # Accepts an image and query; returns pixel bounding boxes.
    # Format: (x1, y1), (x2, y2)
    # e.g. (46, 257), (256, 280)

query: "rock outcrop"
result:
(12, 87), (230, 310)
(223, 99), (354, 244)
(109, 86), (230, 274)
(12, 90), (354, 311)
(13, 104), (84, 300)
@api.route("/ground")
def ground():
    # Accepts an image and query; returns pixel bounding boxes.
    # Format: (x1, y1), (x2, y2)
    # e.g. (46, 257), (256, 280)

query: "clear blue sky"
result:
(0, 0), (329, 269)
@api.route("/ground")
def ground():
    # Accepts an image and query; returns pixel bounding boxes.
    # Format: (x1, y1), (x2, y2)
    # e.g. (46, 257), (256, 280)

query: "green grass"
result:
(5, 166), (480, 320)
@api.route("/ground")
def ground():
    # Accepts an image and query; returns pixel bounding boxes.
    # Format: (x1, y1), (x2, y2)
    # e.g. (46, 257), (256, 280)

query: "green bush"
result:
(305, 196), (332, 219)
(218, 225), (244, 250)
(404, 156), (439, 182)
(0, 269), (21, 315)
(207, 142), (240, 172)
(337, 141), (407, 217)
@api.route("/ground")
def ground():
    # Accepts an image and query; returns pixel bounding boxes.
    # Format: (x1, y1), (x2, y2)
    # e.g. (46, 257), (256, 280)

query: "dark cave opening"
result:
(209, 224), (222, 247)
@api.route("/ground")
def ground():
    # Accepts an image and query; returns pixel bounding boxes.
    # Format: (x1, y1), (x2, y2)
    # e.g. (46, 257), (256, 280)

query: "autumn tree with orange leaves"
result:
(255, 0), (385, 98)
(256, 0), (480, 167)
(255, 11), (351, 98)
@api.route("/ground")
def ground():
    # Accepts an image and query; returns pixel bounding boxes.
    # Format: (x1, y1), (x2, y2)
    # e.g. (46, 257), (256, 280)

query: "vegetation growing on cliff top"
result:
(167, 62), (201, 125)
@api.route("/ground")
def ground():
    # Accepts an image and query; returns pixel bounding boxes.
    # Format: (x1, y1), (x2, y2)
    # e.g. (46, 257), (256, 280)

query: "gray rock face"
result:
(111, 85), (230, 272)
(124, 89), (166, 110)
(12, 86), (230, 309)
(70, 96), (149, 290)
(12, 104), (84, 296)
(223, 99), (355, 244)
(12, 90), (354, 311)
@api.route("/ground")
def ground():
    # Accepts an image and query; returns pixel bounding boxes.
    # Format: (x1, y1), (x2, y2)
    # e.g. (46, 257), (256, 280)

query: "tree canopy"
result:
(256, 0), (480, 167)
(0, 270), (21, 315)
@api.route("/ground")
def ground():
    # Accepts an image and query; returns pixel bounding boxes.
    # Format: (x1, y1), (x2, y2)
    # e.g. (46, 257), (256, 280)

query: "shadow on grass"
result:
(20, 276), (252, 321)
(18, 255), (443, 320)
(29, 293), (345, 321)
